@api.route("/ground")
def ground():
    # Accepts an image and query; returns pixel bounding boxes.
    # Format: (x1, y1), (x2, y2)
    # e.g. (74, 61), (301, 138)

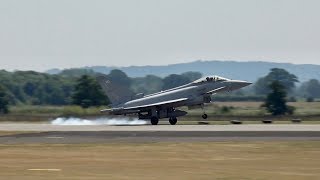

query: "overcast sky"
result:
(0, 0), (319, 71)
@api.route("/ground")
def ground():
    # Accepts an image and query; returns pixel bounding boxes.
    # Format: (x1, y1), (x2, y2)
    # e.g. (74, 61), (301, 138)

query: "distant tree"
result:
(23, 82), (37, 96)
(0, 85), (9, 114)
(303, 79), (320, 98)
(59, 68), (96, 78)
(254, 77), (269, 95)
(131, 75), (163, 94)
(72, 75), (109, 108)
(107, 69), (132, 88)
(162, 74), (191, 90)
(144, 75), (163, 93)
(0, 70), (77, 105)
(254, 68), (299, 95)
(287, 96), (297, 102)
(181, 72), (202, 81)
(306, 97), (314, 102)
(262, 81), (295, 115)
(298, 79), (319, 99)
(46, 88), (67, 105)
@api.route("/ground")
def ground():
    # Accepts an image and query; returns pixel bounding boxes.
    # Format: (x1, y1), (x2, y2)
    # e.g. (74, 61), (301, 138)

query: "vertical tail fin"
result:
(96, 74), (134, 107)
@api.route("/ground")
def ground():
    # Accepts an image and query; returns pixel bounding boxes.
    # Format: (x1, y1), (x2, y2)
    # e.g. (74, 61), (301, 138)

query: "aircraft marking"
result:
(46, 136), (64, 139)
(28, 169), (61, 171)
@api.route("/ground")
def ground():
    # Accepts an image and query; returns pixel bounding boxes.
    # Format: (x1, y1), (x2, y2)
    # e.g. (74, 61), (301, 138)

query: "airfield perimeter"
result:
(1, 124), (320, 143)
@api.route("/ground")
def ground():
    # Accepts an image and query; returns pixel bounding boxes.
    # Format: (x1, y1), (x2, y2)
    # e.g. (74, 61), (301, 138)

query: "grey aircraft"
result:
(97, 75), (251, 125)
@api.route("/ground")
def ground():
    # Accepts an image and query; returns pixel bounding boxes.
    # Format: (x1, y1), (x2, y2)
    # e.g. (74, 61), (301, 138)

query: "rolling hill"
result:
(46, 60), (320, 82)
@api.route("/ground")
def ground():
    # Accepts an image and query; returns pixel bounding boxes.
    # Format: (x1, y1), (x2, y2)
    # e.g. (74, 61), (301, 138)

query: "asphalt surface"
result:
(0, 124), (320, 143)
(1, 124), (320, 131)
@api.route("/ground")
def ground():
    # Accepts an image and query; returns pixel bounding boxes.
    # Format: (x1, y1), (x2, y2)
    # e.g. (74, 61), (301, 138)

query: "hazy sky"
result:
(0, 0), (319, 71)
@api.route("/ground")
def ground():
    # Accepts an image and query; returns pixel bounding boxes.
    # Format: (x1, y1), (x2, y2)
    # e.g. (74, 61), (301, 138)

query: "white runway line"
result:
(27, 169), (61, 171)
(45, 136), (64, 139)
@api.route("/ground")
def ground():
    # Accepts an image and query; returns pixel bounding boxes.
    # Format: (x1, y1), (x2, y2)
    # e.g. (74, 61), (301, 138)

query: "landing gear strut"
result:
(202, 114), (208, 119)
(169, 117), (177, 125)
(150, 116), (159, 125)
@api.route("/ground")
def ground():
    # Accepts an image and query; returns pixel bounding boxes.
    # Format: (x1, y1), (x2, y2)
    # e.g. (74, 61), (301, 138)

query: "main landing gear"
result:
(150, 116), (159, 125)
(169, 117), (177, 125)
(150, 117), (178, 125)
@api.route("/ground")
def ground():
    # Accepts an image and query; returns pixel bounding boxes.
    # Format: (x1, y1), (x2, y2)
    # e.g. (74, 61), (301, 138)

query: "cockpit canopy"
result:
(192, 76), (230, 84)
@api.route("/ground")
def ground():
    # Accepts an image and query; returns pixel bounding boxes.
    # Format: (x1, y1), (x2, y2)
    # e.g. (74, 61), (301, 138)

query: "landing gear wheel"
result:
(169, 117), (177, 125)
(150, 116), (159, 125)
(202, 114), (208, 119)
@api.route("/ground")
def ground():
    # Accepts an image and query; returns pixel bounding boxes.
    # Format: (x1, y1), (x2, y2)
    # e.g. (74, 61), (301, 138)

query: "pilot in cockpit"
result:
(206, 77), (216, 82)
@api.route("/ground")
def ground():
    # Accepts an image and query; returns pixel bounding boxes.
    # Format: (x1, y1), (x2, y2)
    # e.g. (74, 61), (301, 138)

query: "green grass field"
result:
(0, 141), (319, 180)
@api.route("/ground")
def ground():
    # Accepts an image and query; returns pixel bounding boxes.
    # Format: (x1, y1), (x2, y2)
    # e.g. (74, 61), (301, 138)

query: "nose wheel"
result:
(169, 117), (178, 125)
(201, 104), (208, 119)
(202, 114), (208, 119)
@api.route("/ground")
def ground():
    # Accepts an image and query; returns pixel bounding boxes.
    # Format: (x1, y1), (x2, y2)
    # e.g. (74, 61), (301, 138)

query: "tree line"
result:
(0, 70), (202, 109)
(252, 68), (320, 101)
(0, 68), (320, 114)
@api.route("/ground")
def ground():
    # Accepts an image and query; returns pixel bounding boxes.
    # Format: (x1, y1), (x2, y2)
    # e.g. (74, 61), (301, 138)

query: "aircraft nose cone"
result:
(241, 81), (252, 87)
(237, 81), (252, 88)
(228, 80), (252, 90)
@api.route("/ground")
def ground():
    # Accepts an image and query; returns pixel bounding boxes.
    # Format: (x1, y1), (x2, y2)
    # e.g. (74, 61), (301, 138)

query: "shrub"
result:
(306, 97), (314, 102)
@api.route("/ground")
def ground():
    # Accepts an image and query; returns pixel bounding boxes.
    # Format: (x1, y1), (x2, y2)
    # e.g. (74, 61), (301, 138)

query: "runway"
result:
(0, 124), (320, 143)
(0, 124), (320, 132)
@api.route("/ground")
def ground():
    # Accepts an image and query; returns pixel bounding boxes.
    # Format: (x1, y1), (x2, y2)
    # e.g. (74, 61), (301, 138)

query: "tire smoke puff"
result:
(51, 117), (147, 125)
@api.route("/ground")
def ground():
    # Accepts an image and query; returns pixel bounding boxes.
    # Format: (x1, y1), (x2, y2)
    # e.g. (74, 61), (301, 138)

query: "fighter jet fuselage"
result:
(98, 75), (251, 125)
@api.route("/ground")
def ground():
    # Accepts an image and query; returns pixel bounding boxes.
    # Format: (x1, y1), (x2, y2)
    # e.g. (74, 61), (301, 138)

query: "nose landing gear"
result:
(202, 114), (208, 119)
(201, 104), (208, 119)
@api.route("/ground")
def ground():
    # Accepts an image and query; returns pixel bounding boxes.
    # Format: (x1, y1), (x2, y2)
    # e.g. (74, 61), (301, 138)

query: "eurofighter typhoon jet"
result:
(97, 75), (251, 125)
